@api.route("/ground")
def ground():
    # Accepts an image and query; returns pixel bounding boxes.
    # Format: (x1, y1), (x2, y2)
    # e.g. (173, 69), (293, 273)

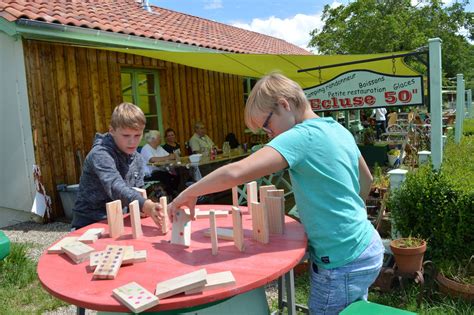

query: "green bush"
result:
(387, 136), (474, 261)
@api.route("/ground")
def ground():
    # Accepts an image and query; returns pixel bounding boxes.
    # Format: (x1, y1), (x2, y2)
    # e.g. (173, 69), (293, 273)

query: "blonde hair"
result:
(145, 130), (160, 143)
(110, 103), (146, 130)
(244, 72), (309, 132)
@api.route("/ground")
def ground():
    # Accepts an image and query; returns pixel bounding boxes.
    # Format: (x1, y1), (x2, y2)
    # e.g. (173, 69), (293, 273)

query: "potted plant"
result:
(390, 236), (427, 274)
(371, 164), (389, 198)
(387, 148), (400, 167)
(436, 256), (474, 301)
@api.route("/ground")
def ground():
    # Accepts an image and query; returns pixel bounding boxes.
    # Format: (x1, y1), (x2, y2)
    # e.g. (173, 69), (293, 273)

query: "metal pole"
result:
(455, 74), (465, 143)
(428, 38), (443, 170)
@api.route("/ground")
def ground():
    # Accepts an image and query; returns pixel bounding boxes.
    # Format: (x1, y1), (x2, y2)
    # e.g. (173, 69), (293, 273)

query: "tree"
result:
(308, 0), (474, 89)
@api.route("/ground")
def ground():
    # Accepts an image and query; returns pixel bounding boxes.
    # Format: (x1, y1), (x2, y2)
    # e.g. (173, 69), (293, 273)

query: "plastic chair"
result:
(0, 231), (11, 261)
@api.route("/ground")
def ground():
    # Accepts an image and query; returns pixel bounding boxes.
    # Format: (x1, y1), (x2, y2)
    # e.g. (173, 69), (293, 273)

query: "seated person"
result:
(71, 103), (163, 230)
(225, 132), (240, 149)
(188, 121), (220, 154)
(162, 128), (182, 156)
(141, 130), (179, 197)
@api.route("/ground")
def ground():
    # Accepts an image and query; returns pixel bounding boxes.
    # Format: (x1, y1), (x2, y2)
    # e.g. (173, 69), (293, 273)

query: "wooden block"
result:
(133, 250), (147, 263)
(62, 241), (94, 264)
(266, 196), (285, 234)
(106, 200), (124, 238)
(231, 206), (245, 252)
(160, 196), (169, 234)
(93, 245), (125, 279)
(129, 200), (143, 239)
(78, 228), (105, 244)
(266, 189), (284, 198)
(251, 202), (269, 244)
(113, 282), (159, 313)
(121, 245), (135, 265)
(47, 236), (78, 254)
(203, 227), (233, 241)
(185, 271), (236, 295)
(90, 250), (105, 269)
(246, 181), (258, 215)
(171, 208), (191, 247)
(259, 185), (276, 206)
(195, 210), (229, 218)
(133, 187), (148, 199)
(232, 186), (239, 206)
(90, 248), (145, 269)
(155, 268), (207, 299)
(209, 211), (218, 256)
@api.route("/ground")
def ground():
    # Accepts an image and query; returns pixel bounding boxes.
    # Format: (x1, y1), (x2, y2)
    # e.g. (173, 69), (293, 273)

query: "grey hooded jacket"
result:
(71, 133), (146, 229)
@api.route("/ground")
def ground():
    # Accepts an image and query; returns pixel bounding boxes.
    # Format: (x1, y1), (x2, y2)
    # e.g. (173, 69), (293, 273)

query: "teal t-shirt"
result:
(267, 117), (374, 269)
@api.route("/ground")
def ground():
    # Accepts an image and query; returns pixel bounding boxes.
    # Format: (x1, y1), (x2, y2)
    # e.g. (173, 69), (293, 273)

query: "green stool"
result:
(341, 301), (416, 314)
(0, 230), (11, 260)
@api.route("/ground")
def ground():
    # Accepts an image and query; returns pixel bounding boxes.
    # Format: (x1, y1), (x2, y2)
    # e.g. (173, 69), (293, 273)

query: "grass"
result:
(268, 270), (474, 314)
(0, 242), (68, 314)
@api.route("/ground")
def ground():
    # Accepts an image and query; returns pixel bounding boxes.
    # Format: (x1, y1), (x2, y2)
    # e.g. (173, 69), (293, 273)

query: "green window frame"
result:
(243, 77), (258, 104)
(120, 68), (163, 135)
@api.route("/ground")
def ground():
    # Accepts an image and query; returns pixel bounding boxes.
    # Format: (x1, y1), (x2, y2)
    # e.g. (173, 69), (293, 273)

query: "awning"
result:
(107, 48), (420, 88)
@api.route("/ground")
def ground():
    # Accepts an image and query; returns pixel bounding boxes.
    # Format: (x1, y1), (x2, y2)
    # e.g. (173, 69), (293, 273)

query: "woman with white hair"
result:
(141, 130), (179, 197)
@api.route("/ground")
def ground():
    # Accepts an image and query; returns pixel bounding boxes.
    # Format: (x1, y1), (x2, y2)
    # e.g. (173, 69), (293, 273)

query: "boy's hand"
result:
(143, 199), (164, 229)
(168, 192), (198, 222)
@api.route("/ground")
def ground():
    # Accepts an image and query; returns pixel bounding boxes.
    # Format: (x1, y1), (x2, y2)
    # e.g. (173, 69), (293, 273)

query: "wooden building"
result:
(0, 0), (310, 224)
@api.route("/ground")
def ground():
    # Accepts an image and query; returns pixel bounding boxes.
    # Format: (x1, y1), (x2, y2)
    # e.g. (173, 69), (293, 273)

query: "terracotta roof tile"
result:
(0, 0), (311, 55)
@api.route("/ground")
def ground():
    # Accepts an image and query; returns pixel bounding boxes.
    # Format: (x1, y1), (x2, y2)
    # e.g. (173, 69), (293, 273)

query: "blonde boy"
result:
(71, 103), (162, 229)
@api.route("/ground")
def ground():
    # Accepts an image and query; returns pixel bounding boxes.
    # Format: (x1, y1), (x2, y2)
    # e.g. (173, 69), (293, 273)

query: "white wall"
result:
(0, 32), (36, 227)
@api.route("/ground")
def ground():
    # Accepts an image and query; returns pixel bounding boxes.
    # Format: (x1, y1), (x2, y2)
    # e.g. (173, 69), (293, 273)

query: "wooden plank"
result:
(47, 236), (78, 254)
(231, 206), (245, 252)
(195, 210), (229, 219)
(133, 187), (147, 198)
(191, 67), (199, 122)
(107, 51), (122, 119)
(155, 268), (207, 299)
(265, 196), (285, 235)
(106, 200), (125, 238)
(76, 48), (94, 150)
(92, 245), (125, 280)
(177, 64), (190, 142)
(129, 200), (143, 239)
(185, 271), (236, 295)
(78, 227), (104, 244)
(86, 48), (104, 133)
(232, 186), (239, 206)
(62, 241), (94, 264)
(171, 208), (191, 247)
(97, 50), (112, 127)
(259, 185), (276, 209)
(251, 202), (269, 244)
(209, 211), (218, 256)
(113, 282), (159, 313)
(160, 196), (169, 234)
(246, 181), (258, 215)
(203, 227), (233, 241)
(203, 70), (213, 138)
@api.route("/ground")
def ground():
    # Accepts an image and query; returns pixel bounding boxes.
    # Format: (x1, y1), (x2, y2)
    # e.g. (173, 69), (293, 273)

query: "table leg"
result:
(76, 307), (85, 315)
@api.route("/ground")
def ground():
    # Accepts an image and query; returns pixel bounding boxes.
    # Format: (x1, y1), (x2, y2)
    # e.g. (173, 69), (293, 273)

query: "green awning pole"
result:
(455, 74), (465, 144)
(466, 89), (472, 119)
(428, 38), (443, 170)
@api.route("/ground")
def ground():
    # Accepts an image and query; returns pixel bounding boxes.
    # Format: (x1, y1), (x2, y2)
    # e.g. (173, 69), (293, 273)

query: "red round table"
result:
(37, 205), (307, 312)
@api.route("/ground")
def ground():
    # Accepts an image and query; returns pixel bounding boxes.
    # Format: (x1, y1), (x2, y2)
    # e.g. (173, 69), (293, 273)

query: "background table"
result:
(37, 205), (307, 313)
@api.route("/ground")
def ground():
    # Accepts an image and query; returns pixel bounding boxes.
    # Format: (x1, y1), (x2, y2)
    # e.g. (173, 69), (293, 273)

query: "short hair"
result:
(194, 122), (205, 130)
(244, 72), (309, 132)
(145, 130), (160, 143)
(164, 128), (176, 136)
(110, 103), (146, 130)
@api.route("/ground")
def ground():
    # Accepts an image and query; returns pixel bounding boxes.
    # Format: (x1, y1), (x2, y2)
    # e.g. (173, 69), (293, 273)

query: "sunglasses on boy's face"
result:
(261, 111), (274, 137)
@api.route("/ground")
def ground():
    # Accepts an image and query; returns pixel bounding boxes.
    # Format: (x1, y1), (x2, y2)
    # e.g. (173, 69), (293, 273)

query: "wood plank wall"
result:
(23, 40), (250, 218)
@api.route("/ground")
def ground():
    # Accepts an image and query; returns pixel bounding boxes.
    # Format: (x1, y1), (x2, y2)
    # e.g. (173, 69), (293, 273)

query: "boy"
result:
(71, 103), (162, 230)
(169, 73), (383, 314)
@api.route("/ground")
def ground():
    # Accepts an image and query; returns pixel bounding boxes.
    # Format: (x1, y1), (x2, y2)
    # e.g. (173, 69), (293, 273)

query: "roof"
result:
(0, 0), (311, 55)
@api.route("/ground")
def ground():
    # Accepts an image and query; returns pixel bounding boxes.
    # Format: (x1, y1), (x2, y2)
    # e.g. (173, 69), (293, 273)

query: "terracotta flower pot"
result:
(390, 238), (427, 274)
(436, 272), (474, 301)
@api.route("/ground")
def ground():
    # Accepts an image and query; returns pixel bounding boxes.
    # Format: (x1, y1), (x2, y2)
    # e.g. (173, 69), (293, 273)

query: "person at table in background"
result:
(162, 128), (182, 157)
(71, 103), (163, 230)
(188, 121), (220, 155)
(371, 107), (387, 139)
(169, 73), (383, 315)
(141, 130), (179, 198)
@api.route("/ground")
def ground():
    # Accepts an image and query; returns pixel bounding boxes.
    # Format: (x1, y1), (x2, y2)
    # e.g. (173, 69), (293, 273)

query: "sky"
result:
(150, 0), (473, 52)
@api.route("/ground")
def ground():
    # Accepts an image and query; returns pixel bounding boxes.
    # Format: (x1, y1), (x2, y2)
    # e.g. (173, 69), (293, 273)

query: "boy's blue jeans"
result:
(309, 231), (384, 315)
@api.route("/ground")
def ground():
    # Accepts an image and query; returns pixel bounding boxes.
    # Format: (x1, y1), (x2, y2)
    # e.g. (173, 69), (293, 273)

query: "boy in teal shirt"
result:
(169, 73), (383, 314)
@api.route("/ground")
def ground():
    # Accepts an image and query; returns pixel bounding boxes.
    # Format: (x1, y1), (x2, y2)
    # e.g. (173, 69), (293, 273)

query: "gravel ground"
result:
(1, 220), (279, 315)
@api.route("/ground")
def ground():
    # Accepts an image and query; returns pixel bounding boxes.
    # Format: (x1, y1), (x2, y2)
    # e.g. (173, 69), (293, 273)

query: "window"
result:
(243, 78), (257, 104)
(120, 69), (162, 133)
